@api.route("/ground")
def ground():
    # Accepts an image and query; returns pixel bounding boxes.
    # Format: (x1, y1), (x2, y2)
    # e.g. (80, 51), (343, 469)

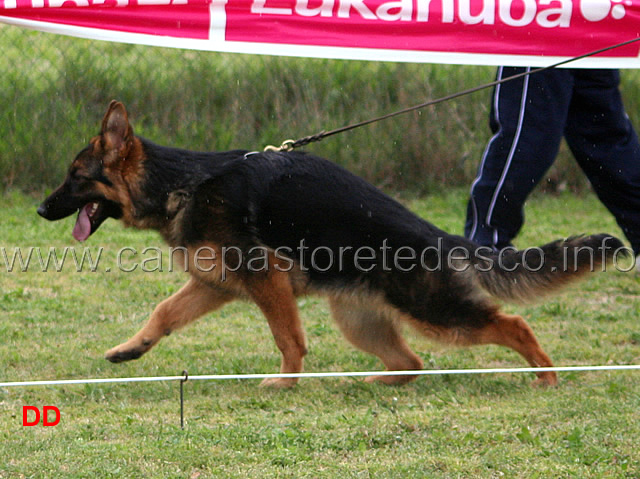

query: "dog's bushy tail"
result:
(473, 234), (629, 303)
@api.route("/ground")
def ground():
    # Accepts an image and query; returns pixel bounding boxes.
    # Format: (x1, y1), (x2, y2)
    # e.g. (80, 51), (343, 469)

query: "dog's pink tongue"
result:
(72, 204), (92, 242)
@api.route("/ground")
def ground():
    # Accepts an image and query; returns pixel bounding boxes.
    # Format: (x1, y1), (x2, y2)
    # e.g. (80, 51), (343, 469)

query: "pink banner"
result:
(0, 0), (211, 38)
(1, 0), (639, 66)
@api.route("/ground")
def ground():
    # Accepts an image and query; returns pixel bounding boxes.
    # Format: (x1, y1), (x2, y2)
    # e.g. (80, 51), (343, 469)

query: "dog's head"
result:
(38, 101), (142, 241)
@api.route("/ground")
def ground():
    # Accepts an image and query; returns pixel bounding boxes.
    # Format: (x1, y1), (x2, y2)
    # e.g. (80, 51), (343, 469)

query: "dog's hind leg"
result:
(329, 295), (423, 385)
(416, 310), (557, 387)
(245, 270), (307, 389)
(473, 311), (557, 387)
(105, 277), (233, 363)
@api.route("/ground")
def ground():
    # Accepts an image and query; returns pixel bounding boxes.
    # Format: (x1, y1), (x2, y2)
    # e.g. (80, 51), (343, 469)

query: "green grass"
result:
(0, 24), (491, 193)
(6, 25), (640, 194)
(2, 189), (640, 477)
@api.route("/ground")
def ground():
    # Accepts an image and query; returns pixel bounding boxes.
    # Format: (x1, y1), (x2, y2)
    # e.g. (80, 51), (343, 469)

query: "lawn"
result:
(1, 188), (639, 478)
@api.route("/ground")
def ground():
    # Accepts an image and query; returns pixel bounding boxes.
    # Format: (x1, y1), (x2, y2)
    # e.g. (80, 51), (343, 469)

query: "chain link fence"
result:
(1, 23), (610, 194)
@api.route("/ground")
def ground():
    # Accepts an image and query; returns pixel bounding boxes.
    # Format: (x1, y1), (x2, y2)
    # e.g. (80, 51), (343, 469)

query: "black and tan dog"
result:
(38, 101), (624, 388)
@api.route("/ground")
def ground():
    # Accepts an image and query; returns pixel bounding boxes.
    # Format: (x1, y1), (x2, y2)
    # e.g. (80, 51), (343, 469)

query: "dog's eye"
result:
(71, 170), (91, 182)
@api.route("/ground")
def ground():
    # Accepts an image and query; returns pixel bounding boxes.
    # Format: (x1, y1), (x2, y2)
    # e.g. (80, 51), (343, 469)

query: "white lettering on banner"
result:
(0, 0), (190, 7)
(536, 0), (572, 27)
(295, 0), (335, 16)
(252, 0), (293, 14)
(248, 0), (627, 27)
(580, 0), (628, 21)
(376, 0), (412, 21)
(49, 0), (89, 6)
(337, 0), (376, 19)
(91, 0), (130, 5)
(459, 0), (495, 24)
(499, 0), (536, 26)
(0, 0), (625, 29)
(412, 0), (453, 22)
(138, 0), (189, 4)
(415, 0), (429, 21)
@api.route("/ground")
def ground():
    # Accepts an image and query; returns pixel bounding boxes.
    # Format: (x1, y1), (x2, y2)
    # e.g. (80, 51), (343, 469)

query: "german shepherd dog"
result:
(38, 101), (624, 388)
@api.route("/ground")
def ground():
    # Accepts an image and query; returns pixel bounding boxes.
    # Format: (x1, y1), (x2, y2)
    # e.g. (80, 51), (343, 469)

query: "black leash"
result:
(264, 37), (640, 152)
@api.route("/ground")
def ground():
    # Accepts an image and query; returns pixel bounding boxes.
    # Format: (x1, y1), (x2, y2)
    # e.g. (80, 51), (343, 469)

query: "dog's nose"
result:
(37, 204), (48, 218)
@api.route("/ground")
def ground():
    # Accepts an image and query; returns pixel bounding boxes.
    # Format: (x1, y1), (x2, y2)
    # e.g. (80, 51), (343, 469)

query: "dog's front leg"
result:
(105, 277), (232, 363)
(245, 270), (307, 388)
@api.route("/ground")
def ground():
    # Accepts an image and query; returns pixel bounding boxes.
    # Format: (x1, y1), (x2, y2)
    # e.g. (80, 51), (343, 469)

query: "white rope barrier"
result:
(2, 364), (640, 388)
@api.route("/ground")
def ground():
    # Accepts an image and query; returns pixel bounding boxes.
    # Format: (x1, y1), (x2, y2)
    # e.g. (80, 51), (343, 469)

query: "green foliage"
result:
(7, 26), (640, 193)
(2, 189), (640, 477)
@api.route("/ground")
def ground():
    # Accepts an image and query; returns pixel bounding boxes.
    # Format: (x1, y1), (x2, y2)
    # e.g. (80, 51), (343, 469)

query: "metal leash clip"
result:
(263, 139), (295, 152)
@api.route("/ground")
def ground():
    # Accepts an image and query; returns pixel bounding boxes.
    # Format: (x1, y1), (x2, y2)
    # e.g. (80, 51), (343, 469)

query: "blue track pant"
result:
(465, 67), (640, 254)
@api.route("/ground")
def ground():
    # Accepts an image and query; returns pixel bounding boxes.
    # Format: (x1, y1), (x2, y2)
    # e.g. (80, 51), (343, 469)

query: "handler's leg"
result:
(466, 67), (572, 249)
(565, 69), (640, 254)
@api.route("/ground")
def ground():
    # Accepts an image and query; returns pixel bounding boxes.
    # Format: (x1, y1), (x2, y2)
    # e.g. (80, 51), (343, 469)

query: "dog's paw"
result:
(259, 377), (299, 389)
(364, 374), (417, 386)
(531, 372), (558, 388)
(104, 346), (145, 363)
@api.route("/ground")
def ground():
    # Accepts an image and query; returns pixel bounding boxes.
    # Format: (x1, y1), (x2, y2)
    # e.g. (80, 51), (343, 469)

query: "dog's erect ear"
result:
(101, 100), (134, 156)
